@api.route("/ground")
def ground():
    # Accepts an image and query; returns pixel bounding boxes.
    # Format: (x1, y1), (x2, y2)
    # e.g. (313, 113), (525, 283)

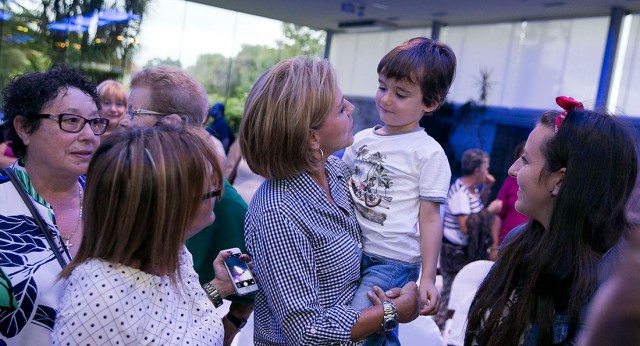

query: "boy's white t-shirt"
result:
(343, 126), (451, 263)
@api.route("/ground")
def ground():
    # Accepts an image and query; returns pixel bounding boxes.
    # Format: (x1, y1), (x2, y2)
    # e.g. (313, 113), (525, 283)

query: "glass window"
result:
(615, 14), (640, 116)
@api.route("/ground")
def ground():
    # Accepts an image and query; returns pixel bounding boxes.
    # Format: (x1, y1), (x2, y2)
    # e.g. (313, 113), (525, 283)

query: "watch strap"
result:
(225, 312), (248, 329)
(202, 282), (223, 308)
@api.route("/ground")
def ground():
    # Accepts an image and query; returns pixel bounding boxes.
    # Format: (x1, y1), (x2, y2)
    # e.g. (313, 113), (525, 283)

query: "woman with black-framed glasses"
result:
(33, 113), (109, 135)
(0, 65), (106, 345)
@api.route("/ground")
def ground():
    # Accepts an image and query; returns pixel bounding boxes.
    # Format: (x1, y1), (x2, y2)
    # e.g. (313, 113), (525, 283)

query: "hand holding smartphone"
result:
(223, 247), (258, 295)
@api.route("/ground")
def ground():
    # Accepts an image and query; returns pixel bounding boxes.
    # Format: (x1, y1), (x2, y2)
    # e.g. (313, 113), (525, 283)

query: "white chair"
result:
(399, 316), (445, 346)
(442, 260), (493, 345)
(236, 313), (443, 346)
(445, 291), (476, 345)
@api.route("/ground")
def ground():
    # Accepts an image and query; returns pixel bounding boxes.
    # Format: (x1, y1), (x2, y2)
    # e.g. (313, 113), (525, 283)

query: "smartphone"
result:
(223, 247), (258, 295)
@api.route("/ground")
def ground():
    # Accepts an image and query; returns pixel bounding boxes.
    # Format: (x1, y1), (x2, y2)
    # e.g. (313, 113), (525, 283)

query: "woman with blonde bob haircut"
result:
(240, 56), (421, 346)
(240, 56), (338, 179)
(52, 120), (232, 345)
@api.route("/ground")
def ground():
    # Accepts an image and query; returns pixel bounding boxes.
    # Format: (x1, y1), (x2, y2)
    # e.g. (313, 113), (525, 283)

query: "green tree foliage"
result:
(278, 23), (326, 59)
(192, 23), (325, 132)
(0, 47), (46, 96)
(0, 0), (149, 87)
(0, 2), (50, 91)
(231, 44), (280, 97)
(145, 56), (182, 68)
(187, 53), (228, 96)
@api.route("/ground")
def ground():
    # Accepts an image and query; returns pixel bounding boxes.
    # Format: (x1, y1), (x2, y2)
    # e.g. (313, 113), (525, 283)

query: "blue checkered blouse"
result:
(245, 156), (364, 345)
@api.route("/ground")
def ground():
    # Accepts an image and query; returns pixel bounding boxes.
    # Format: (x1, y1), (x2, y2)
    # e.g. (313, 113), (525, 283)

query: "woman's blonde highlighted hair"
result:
(61, 122), (222, 282)
(239, 56), (337, 179)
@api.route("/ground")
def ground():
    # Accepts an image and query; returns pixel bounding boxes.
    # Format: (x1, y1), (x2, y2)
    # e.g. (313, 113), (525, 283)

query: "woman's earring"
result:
(310, 147), (324, 163)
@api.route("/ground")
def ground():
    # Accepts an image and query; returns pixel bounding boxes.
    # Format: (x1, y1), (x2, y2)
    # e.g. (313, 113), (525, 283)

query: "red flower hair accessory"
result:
(555, 96), (584, 133)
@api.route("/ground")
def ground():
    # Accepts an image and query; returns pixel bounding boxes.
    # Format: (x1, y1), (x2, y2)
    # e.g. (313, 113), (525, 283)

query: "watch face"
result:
(383, 319), (398, 331)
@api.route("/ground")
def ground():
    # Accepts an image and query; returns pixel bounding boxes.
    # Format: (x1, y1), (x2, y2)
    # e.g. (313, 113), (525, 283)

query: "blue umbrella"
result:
(1, 9), (12, 21)
(47, 18), (88, 32)
(47, 10), (141, 32)
(4, 34), (34, 43)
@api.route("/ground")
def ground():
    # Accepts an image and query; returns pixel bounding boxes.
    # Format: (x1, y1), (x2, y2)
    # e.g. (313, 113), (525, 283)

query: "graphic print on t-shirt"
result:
(348, 145), (393, 225)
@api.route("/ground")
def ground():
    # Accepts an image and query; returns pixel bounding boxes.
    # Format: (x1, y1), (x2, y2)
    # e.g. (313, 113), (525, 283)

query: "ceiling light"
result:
(371, 3), (388, 10)
(338, 19), (396, 32)
(542, 1), (566, 7)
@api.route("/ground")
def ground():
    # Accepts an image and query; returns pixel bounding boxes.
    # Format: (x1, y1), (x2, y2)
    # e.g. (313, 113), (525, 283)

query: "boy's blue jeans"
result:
(351, 253), (421, 346)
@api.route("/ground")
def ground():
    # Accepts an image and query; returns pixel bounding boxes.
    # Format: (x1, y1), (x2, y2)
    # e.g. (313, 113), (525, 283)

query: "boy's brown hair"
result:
(378, 37), (456, 109)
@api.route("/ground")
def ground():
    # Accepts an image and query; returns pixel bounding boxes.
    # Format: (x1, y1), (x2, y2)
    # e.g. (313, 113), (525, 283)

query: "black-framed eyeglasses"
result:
(35, 113), (109, 135)
(126, 107), (166, 120)
(203, 189), (222, 201)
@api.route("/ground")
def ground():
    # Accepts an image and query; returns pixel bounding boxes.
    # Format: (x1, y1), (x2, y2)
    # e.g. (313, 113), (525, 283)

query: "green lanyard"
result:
(0, 267), (17, 312)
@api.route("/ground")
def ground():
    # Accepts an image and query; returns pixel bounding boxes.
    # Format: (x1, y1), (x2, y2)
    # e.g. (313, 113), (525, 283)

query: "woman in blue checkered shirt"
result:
(239, 56), (422, 345)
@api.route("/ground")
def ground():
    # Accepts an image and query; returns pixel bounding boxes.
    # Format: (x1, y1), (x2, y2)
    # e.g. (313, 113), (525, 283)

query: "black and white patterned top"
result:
(51, 245), (223, 345)
(246, 156), (364, 346)
(0, 163), (75, 345)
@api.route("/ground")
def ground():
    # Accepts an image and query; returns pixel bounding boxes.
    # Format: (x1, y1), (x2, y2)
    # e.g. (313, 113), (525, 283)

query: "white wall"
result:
(329, 17), (635, 113)
(329, 28), (431, 97)
(440, 22), (520, 106)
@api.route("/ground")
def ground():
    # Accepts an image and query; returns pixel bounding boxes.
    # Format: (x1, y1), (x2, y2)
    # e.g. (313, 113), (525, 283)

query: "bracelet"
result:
(225, 313), (248, 329)
(202, 282), (223, 308)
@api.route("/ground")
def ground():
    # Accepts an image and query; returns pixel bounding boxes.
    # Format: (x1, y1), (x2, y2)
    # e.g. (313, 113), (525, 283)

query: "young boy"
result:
(343, 37), (456, 345)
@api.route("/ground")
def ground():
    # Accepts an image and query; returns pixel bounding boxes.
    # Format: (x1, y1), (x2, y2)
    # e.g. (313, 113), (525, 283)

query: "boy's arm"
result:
(418, 200), (443, 316)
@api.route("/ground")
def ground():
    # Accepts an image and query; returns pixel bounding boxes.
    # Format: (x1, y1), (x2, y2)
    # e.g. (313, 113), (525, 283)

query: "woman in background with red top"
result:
(493, 142), (528, 249)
